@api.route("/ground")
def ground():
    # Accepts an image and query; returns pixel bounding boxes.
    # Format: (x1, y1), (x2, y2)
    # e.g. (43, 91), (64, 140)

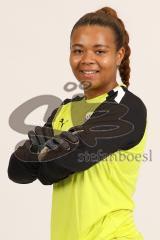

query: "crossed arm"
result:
(8, 92), (147, 185)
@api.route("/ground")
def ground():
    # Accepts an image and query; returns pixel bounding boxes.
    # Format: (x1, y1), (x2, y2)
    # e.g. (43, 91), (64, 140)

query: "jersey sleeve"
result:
(37, 90), (147, 184)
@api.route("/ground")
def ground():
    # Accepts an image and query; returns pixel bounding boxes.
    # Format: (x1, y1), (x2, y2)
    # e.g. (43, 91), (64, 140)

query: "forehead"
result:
(70, 25), (116, 48)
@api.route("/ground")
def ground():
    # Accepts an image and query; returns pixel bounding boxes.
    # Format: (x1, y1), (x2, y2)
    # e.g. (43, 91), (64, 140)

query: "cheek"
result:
(100, 57), (116, 69)
(70, 55), (80, 69)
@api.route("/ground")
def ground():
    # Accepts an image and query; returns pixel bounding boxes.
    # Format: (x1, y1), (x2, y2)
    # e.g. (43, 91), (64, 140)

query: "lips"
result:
(80, 69), (99, 73)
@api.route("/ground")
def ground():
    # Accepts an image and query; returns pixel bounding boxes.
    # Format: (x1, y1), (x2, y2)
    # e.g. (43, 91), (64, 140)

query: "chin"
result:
(79, 79), (101, 90)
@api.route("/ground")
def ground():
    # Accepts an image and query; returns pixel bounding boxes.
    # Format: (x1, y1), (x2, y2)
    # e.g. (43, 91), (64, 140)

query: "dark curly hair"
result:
(70, 7), (131, 88)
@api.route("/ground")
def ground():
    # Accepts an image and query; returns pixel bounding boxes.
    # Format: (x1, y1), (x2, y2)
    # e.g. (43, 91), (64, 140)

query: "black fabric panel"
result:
(8, 141), (40, 184)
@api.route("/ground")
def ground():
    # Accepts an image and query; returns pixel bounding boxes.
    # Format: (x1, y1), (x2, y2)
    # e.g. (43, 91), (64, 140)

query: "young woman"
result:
(8, 6), (147, 240)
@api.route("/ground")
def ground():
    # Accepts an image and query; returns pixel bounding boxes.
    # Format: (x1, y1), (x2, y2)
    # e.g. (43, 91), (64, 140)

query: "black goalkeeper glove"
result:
(28, 126), (54, 154)
(38, 130), (79, 161)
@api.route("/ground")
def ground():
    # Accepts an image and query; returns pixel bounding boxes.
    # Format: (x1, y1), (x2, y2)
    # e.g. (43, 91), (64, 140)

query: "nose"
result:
(81, 51), (96, 65)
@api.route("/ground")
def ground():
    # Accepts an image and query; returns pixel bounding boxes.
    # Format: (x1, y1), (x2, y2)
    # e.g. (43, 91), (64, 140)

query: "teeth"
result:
(81, 71), (98, 74)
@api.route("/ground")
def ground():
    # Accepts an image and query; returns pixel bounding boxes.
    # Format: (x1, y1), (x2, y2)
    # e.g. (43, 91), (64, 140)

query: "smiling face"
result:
(70, 25), (125, 99)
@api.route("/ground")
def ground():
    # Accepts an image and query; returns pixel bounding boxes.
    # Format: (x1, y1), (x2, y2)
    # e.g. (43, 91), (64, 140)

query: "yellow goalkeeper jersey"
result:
(50, 84), (147, 240)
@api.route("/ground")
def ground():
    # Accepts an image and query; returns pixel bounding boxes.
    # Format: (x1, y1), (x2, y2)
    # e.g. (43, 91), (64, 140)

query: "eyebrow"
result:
(71, 44), (110, 48)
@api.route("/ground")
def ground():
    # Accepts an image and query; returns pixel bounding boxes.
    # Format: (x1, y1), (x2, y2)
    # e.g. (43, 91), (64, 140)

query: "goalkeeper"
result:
(8, 6), (147, 240)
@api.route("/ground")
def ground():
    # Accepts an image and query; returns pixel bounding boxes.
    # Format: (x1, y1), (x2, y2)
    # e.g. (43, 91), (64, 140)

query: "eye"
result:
(95, 50), (106, 55)
(72, 49), (83, 54)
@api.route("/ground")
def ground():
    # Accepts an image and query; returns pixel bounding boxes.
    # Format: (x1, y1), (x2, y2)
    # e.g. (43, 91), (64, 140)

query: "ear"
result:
(116, 47), (125, 66)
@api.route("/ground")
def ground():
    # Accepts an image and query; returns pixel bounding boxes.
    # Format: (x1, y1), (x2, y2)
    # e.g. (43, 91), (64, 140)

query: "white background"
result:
(0, 0), (159, 239)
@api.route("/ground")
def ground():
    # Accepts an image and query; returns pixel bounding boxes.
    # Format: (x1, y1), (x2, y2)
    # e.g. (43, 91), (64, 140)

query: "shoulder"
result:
(120, 86), (147, 115)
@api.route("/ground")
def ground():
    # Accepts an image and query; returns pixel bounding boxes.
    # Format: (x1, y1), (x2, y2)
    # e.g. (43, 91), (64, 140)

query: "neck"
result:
(84, 81), (119, 100)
